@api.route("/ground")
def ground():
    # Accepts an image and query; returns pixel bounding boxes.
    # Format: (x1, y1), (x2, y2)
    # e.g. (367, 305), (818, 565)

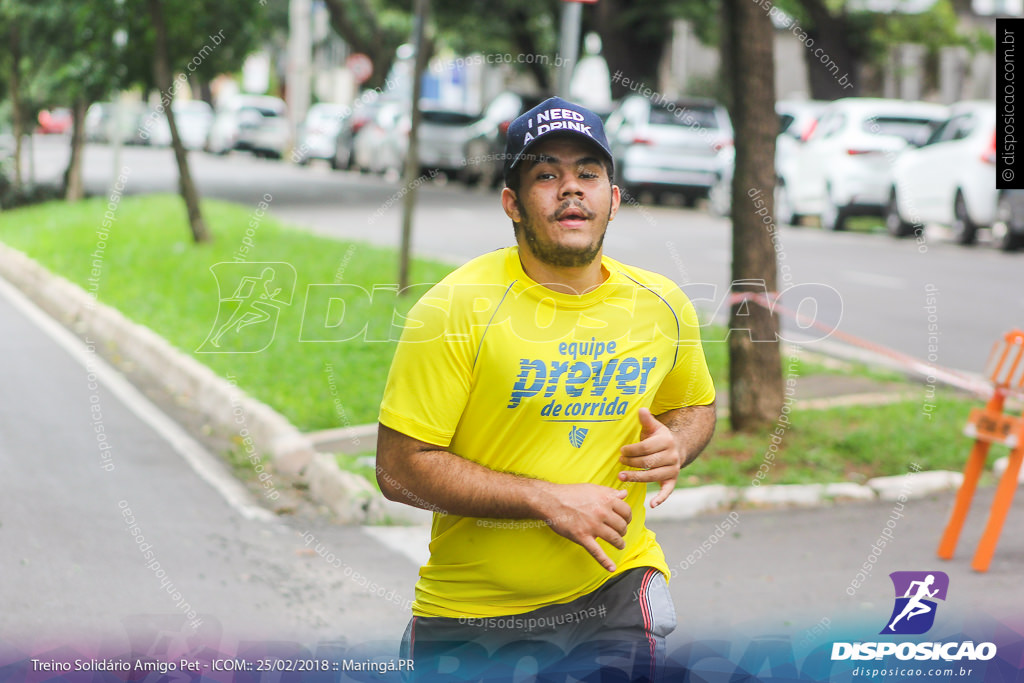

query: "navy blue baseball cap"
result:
(503, 96), (614, 185)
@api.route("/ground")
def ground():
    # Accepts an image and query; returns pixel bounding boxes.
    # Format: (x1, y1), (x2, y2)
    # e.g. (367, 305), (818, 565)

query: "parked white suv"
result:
(605, 95), (733, 206)
(784, 98), (947, 231)
(886, 101), (998, 246)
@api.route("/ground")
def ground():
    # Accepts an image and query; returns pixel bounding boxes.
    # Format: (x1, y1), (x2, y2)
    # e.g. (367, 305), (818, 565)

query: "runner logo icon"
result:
(880, 570), (949, 635)
(197, 262), (296, 353)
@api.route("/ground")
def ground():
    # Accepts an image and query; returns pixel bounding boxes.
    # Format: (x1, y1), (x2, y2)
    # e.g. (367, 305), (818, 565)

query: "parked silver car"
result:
(295, 103), (350, 165)
(605, 95), (732, 205)
(207, 95), (290, 158)
(352, 102), (478, 179)
(418, 108), (480, 178)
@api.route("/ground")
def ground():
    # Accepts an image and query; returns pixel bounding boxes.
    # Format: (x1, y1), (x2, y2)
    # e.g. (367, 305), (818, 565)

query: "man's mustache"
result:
(550, 200), (597, 221)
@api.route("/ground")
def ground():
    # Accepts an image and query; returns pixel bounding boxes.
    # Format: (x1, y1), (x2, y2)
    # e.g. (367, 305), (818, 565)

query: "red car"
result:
(37, 108), (73, 134)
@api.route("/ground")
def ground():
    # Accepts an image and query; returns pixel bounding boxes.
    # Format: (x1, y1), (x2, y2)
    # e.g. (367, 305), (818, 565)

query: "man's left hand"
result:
(618, 407), (683, 509)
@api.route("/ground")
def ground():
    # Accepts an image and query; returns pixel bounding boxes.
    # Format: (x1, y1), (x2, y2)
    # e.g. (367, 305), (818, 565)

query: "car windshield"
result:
(240, 105), (282, 118)
(862, 116), (939, 143)
(649, 104), (719, 129)
(421, 110), (478, 125)
(311, 109), (344, 123)
(778, 113), (798, 136)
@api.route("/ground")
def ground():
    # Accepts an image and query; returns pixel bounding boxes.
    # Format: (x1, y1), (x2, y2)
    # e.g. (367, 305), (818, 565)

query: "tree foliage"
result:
(320, 0), (412, 91)
(3, 0), (269, 234)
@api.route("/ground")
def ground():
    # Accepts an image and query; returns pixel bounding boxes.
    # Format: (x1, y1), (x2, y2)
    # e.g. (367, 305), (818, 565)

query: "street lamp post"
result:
(557, 1), (583, 97)
(111, 4), (127, 193)
(287, 0), (312, 158)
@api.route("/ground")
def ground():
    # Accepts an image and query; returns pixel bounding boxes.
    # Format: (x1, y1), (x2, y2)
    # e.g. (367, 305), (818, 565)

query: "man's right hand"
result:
(540, 483), (632, 572)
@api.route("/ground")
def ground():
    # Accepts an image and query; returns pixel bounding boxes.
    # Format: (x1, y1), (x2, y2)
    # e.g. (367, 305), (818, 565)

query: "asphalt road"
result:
(23, 134), (1024, 375)
(0, 277), (418, 650)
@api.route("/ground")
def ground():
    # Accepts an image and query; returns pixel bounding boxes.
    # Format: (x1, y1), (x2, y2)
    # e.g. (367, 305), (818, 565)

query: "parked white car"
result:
(207, 95), (290, 158)
(708, 99), (827, 218)
(149, 100), (214, 150)
(886, 101), (999, 246)
(85, 101), (150, 145)
(783, 98), (947, 230)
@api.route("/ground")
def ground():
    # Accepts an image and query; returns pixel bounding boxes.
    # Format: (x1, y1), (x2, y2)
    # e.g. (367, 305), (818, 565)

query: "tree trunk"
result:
(148, 0), (210, 243)
(63, 98), (88, 201)
(797, 0), (861, 99)
(724, 0), (783, 432)
(196, 79), (214, 106)
(9, 23), (23, 190)
(593, 0), (671, 99)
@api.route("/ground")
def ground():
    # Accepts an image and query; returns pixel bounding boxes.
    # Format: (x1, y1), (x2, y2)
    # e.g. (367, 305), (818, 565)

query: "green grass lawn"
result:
(0, 194), (454, 430)
(686, 393), (980, 487)
(844, 216), (887, 234)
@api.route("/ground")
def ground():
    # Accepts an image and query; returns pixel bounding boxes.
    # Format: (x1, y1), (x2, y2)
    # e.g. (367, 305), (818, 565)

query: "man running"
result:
(376, 97), (716, 681)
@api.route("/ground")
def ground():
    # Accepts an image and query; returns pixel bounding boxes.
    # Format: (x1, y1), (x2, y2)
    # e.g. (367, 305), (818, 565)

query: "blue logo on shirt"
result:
(568, 426), (588, 448)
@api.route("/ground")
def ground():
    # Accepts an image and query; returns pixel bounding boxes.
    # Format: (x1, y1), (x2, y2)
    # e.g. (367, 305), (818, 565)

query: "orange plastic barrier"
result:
(937, 329), (1024, 572)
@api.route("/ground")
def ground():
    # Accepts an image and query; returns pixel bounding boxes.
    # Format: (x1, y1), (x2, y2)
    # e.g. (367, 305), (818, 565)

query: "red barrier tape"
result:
(727, 290), (997, 399)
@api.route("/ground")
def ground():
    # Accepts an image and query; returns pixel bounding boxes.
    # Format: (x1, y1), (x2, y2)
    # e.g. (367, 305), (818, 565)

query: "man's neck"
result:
(517, 248), (608, 295)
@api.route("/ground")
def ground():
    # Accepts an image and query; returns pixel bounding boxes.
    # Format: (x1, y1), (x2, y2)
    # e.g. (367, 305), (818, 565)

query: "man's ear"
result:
(609, 184), (621, 222)
(501, 187), (522, 223)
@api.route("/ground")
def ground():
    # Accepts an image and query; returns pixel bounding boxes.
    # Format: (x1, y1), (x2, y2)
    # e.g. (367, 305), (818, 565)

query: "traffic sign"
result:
(346, 53), (373, 85)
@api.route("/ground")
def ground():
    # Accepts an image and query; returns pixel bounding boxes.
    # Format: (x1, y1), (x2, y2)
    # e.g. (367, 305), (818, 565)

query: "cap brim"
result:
(505, 131), (614, 184)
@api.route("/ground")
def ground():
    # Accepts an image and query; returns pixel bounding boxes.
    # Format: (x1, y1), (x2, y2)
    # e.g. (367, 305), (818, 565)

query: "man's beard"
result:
(515, 199), (608, 268)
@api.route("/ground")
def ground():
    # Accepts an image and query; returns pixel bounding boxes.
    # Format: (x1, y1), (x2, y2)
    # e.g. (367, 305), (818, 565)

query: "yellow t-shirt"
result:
(378, 247), (715, 618)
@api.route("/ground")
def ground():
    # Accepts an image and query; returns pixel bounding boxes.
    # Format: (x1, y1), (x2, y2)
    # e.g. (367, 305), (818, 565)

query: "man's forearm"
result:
(376, 424), (556, 520)
(656, 402), (716, 468)
(377, 424), (634, 570)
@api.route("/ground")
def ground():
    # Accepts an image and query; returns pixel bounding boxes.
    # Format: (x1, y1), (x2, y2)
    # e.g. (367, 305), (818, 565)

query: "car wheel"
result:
(775, 181), (800, 226)
(991, 195), (1024, 252)
(460, 141), (487, 187)
(458, 165), (481, 188)
(621, 185), (643, 206)
(885, 188), (915, 238)
(951, 191), (978, 245)
(820, 187), (848, 231)
(331, 144), (351, 171)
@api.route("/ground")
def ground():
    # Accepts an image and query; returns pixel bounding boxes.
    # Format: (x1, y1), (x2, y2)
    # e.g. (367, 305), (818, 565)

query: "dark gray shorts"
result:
(400, 566), (676, 682)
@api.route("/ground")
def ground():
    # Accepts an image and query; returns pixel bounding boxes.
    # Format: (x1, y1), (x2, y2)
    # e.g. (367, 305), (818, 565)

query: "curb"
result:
(994, 455), (1024, 484)
(641, 471), (966, 521)
(0, 243), (378, 523)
